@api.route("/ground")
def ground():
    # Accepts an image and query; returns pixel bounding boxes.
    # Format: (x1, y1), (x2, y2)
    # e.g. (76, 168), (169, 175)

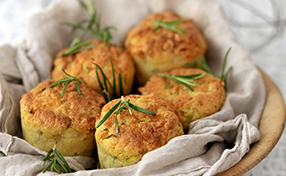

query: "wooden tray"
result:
(217, 68), (286, 175)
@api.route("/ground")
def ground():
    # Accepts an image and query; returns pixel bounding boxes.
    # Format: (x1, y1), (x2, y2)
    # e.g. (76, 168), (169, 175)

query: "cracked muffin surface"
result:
(20, 79), (106, 156)
(95, 94), (183, 168)
(139, 68), (225, 131)
(52, 39), (135, 96)
(125, 11), (207, 86)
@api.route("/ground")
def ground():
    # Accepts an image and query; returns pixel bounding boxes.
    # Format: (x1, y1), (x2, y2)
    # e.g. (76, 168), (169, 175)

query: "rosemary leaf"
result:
(57, 39), (96, 58)
(96, 96), (156, 134)
(93, 61), (124, 101)
(121, 97), (132, 115)
(95, 66), (104, 91)
(42, 143), (71, 174)
(177, 80), (194, 91)
(157, 72), (206, 91)
(94, 63), (112, 99)
(115, 112), (119, 133)
(173, 73), (206, 79)
(221, 47), (233, 90)
(55, 149), (71, 173)
(129, 103), (156, 115)
(54, 161), (61, 174)
(43, 161), (53, 173)
(51, 159), (56, 172)
(78, 0), (88, 10)
(62, 81), (71, 97)
(76, 81), (81, 95)
(43, 149), (53, 162)
(111, 60), (116, 98)
(119, 73), (123, 96)
(152, 19), (186, 35)
(103, 90), (111, 102)
(96, 100), (121, 128)
(49, 69), (82, 98)
(56, 159), (67, 173)
(188, 56), (215, 76)
(221, 48), (232, 79)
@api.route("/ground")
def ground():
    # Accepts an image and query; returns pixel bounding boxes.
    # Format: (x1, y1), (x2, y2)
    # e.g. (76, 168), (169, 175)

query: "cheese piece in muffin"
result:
(20, 80), (106, 156)
(125, 11), (207, 86)
(95, 94), (183, 168)
(139, 68), (225, 131)
(51, 39), (135, 96)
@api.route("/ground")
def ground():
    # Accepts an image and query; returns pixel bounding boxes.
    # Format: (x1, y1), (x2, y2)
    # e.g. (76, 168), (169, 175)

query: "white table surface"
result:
(0, 0), (285, 175)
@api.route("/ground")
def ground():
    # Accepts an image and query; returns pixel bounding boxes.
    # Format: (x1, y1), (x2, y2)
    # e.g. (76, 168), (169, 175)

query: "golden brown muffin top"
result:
(51, 39), (135, 95)
(20, 80), (106, 135)
(95, 94), (183, 160)
(139, 68), (225, 126)
(139, 68), (224, 100)
(125, 11), (207, 60)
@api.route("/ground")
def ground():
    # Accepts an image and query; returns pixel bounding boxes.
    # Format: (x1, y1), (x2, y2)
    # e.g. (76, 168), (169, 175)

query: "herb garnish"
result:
(57, 37), (96, 58)
(63, 0), (116, 47)
(188, 56), (215, 76)
(187, 48), (233, 90)
(42, 142), (71, 174)
(152, 19), (186, 35)
(221, 48), (233, 90)
(93, 60), (123, 102)
(49, 69), (82, 97)
(96, 96), (156, 133)
(157, 72), (207, 91)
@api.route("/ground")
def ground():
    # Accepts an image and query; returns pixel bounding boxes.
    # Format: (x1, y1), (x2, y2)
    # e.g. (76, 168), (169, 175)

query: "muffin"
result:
(20, 80), (106, 156)
(125, 11), (207, 86)
(139, 68), (225, 131)
(95, 94), (183, 168)
(51, 39), (135, 96)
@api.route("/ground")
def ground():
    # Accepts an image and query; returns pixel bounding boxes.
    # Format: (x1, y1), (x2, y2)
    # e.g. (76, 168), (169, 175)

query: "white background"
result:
(0, 0), (285, 175)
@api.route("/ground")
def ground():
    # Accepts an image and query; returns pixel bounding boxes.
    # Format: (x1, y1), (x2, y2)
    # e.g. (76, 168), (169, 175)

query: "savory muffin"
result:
(139, 68), (225, 131)
(51, 39), (135, 96)
(125, 11), (207, 86)
(95, 94), (183, 168)
(20, 80), (106, 156)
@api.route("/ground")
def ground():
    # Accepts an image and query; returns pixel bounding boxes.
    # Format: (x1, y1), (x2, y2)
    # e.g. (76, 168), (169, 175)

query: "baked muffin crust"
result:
(95, 94), (183, 168)
(52, 39), (135, 96)
(125, 11), (207, 86)
(20, 80), (106, 156)
(139, 68), (225, 131)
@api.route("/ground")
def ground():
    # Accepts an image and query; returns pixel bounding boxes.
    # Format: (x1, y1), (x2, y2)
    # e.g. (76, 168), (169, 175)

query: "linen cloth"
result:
(0, 0), (266, 175)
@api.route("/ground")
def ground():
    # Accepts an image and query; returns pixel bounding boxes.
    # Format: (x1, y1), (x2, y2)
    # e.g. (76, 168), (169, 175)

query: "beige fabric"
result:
(0, 0), (265, 175)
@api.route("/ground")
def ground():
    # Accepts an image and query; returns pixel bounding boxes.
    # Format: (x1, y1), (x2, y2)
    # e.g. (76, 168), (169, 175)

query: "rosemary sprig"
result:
(63, 0), (117, 46)
(97, 96), (156, 133)
(157, 72), (207, 91)
(49, 69), (82, 97)
(57, 37), (96, 58)
(152, 19), (186, 35)
(187, 56), (215, 76)
(42, 142), (71, 174)
(221, 48), (233, 90)
(93, 60), (123, 102)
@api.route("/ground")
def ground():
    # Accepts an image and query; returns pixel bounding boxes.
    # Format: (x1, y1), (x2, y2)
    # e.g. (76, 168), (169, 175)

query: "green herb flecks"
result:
(57, 37), (96, 58)
(221, 48), (233, 90)
(157, 72), (207, 91)
(96, 96), (156, 133)
(63, 0), (116, 47)
(152, 19), (186, 35)
(93, 60), (123, 102)
(49, 69), (82, 97)
(42, 142), (72, 174)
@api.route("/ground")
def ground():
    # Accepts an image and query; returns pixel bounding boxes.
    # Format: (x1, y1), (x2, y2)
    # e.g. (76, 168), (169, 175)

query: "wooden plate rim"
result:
(217, 68), (286, 175)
